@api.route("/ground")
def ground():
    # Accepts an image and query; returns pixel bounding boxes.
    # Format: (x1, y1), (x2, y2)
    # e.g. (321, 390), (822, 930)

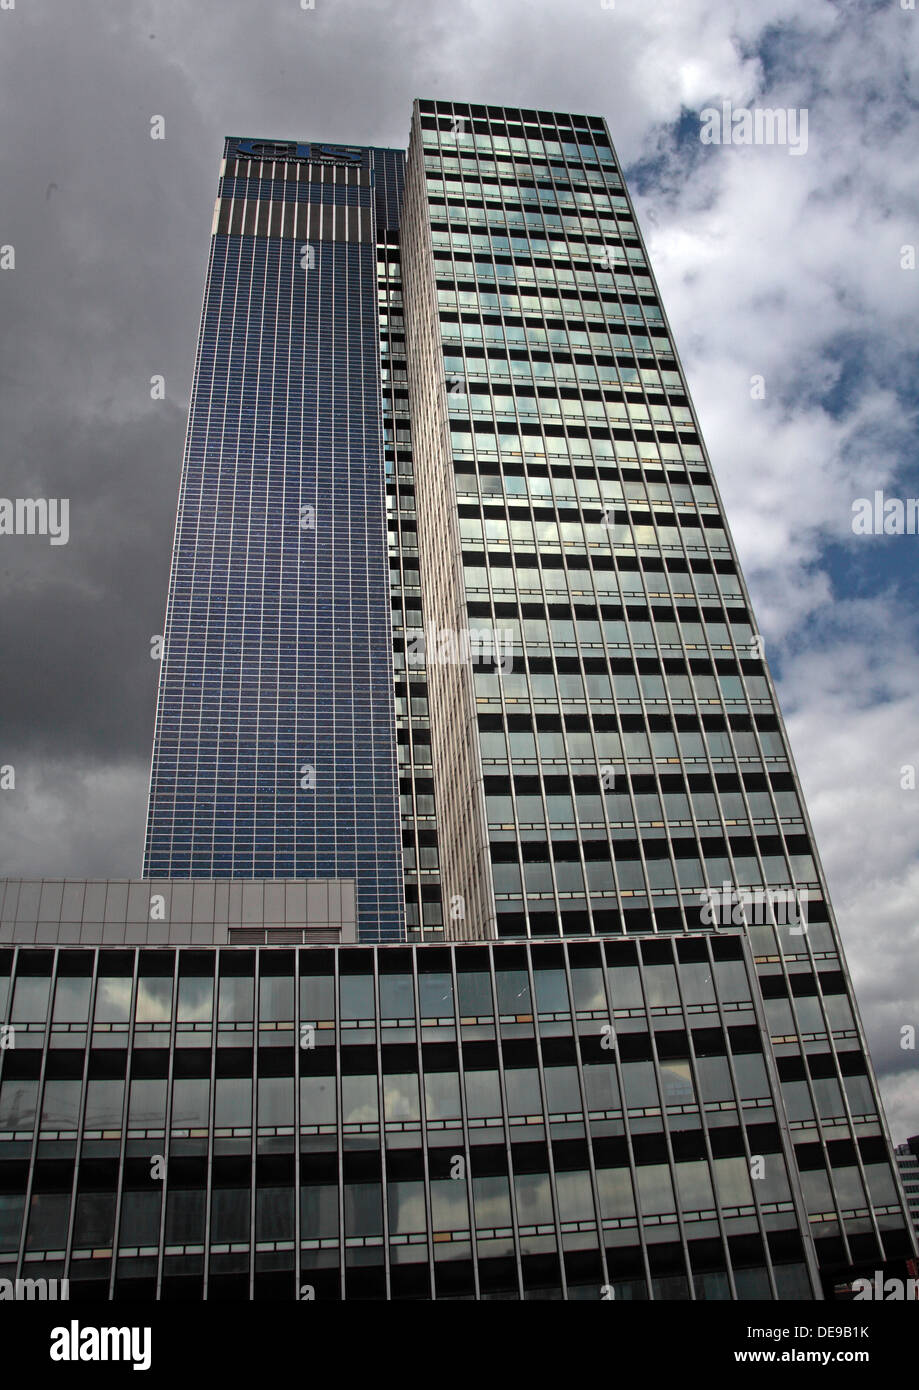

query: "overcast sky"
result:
(0, 0), (917, 1142)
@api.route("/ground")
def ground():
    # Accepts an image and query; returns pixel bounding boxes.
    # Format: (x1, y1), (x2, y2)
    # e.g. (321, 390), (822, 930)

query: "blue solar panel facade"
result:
(144, 139), (405, 942)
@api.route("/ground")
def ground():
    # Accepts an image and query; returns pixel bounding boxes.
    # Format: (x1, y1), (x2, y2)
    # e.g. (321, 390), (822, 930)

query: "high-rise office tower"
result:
(0, 101), (914, 1302)
(143, 137), (407, 942)
(894, 1139), (919, 1240)
(391, 98), (914, 1285)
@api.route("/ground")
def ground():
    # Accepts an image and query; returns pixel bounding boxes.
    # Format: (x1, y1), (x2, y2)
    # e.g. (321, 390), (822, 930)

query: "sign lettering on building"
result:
(235, 139), (362, 166)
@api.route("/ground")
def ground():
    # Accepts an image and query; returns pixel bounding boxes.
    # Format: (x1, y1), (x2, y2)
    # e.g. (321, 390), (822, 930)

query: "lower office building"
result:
(0, 877), (914, 1300)
(0, 883), (828, 1299)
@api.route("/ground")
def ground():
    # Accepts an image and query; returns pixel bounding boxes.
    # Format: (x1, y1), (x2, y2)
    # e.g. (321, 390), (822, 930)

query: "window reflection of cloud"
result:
(136, 978), (172, 1022)
(177, 978), (214, 1022)
(94, 978), (132, 1022)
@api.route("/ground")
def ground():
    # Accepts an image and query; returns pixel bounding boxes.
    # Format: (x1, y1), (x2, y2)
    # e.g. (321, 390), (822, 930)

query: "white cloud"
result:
(778, 601), (919, 1140)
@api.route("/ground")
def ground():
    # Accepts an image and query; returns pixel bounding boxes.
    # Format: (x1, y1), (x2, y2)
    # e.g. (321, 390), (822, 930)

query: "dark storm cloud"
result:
(0, 410), (182, 758)
(0, 0), (454, 874)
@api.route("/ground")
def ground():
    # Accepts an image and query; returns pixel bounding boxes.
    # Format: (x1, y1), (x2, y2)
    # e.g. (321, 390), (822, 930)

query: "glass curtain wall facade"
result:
(0, 933), (827, 1301)
(144, 137), (405, 943)
(379, 230), (447, 943)
(398, 99), (915, 1288)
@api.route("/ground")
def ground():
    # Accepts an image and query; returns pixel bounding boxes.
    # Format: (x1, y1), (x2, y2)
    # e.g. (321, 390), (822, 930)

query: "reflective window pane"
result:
(419, 973), (454, 1018)
(379, 974), (415, 1020)
(211, 1187), (249, 1243)
(52, 976), (91, 1023)
(165, 1188), (205, 1243)
(383, 1072), (420, 1122)
(387, 1180), (427, 1235)
(215, 1077), (251, 1128)
(0, 1079), (37, 1129)
(26, 1192), (71, 1250)
(136, 977), (172, 1023)
(177, 976), (213, 1023)
(505, 1067), (541, 1116)
(556, 1169), (595, 1222)
(41, 1079), (81, 1129)
(12, 976), (51, 1023)
(256, 1186), (294, 1241)
(621, 1061), (659, 1109)
(457, 971), (492, 1017)
(300, 1075), (336, 1125)
(301, 1185), (338, 1239)
(129, 1078), (167, 1128)
(257, 1077), (294, 1127)
(431, 1178), (469, 1232)
(636, 1163), (675, 1216)
(259, 975), (294, 1022)
(341, 1075), (378, 1123)
(473, 1174), (512, 1229)
(514, 1171), (553, 1226)
(300, 974), (334, 1020)
(94, 978), (131, 1023)
(424, 1071), (461, 1120)
(344, 1183), (382, 1237)
(340, 975), (374, 1020)
(534, 969), (569, 1013)
(84, 1079), (124, 1128)
(172, 1077), (209, 1128)
(465, 1069), (501, 1119)
(74, 1191), (115, 1247)
(218, 976), (254, 1023)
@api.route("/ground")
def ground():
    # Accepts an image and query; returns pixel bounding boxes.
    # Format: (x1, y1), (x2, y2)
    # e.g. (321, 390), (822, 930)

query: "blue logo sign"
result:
(235, 139), (362, 165)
